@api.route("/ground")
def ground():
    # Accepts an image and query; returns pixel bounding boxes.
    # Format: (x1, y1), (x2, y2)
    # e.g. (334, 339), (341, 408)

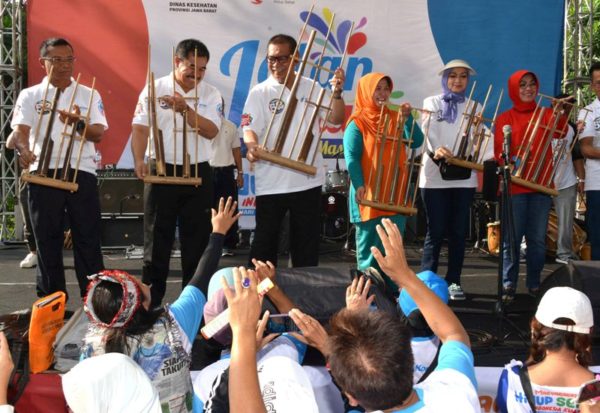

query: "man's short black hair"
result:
(589, 62), (600, 79)
(39, 38), (73, 57)
(327, 309), (414, 411)
(267, 34), (297, 54)
(175, 39), (210, 61)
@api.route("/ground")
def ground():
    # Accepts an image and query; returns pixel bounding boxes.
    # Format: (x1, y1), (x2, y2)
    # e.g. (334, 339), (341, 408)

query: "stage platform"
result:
(0, 239), (591, 367)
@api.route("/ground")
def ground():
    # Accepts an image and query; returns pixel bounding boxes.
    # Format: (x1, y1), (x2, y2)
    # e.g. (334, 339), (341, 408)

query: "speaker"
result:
(539, 261), (600, 336)
(97, 170), (144, 214)
(100, 214), (143, 248)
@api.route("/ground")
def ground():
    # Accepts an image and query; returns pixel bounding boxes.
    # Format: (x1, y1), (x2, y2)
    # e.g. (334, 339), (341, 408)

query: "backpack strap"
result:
(417, 340), (441, 384)
(518, 365), (537, 412)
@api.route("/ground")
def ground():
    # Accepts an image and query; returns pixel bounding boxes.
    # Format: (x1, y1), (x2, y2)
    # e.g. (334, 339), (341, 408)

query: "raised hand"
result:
(211, 196), (241, 235)
(346, 276), (375, 312)
(371, 218), (414, 288)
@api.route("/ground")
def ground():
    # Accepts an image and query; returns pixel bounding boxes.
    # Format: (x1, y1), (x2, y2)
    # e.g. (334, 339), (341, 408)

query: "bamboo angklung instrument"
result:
(143, 47), (201, 186)
(508, 94), (573, 196)
(254, 6), (353, 175)
(21, 73), (96, 192)
(359, 104), (422, 216)
(445, 83), (504, 172)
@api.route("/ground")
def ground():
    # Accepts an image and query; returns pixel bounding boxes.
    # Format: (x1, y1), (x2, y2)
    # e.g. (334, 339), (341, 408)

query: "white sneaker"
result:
(448, 283), (466, 300)
(19, 252), (37, 269)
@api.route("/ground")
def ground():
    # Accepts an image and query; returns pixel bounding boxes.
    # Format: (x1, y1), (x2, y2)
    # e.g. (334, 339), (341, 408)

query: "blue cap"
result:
(399, 271), (449, 315)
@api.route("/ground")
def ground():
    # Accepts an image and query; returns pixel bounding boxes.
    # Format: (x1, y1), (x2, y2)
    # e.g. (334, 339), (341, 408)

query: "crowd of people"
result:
(4, 30), (600, 412)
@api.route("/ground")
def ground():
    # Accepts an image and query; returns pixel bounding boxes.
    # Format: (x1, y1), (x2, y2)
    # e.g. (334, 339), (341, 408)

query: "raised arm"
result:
(372, 218), (469, 346)
(186, 197), (240, 296)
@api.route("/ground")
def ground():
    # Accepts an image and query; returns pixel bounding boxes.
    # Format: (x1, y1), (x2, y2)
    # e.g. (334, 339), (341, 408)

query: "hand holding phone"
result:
(577, 379), (600, 404)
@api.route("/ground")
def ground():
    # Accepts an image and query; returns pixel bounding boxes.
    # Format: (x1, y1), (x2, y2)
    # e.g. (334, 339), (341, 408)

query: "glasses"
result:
(43, 56), (76, 65)
(266, 55), (291, 64)
(519, 82), (537, 90)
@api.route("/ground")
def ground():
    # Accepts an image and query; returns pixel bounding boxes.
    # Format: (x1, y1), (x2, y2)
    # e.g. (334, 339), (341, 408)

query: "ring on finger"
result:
(242, 278), (251, 289)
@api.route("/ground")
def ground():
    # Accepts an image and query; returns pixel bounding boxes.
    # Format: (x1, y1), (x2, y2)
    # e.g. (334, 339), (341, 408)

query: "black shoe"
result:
(527, 288), (540, 298)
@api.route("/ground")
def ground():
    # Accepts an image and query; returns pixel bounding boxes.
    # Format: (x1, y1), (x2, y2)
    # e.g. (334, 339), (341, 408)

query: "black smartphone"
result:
(266, 313), (300, 333)
(577, 379), (600, 404)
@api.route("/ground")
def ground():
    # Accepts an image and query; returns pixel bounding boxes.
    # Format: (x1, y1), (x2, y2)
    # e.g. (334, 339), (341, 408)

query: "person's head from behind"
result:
(84, 270), (159, 353)
(327, 308), (414, 411)
(174, 38), (210, 91)
(529, 286), (593, 367)
(267, 34), (297, 84)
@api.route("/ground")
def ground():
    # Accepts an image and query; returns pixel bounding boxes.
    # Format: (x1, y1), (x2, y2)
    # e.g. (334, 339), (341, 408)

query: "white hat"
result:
(438, 59), (476, 76)
(535, 287), (594, 334)
(257, 356), (319, 412)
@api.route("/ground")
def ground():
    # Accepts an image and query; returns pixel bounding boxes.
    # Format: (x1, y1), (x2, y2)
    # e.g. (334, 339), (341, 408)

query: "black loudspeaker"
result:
(100, 214), (143, 248)
(539, 261), (600, 336)
(97, 170), (144, 214)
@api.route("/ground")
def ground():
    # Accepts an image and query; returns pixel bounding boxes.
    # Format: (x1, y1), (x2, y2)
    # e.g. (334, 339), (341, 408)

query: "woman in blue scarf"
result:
(418, 59), (492, 301)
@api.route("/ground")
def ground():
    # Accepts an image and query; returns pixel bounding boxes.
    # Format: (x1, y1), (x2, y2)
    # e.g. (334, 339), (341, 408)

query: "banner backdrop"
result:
(27, 0), (565, 228)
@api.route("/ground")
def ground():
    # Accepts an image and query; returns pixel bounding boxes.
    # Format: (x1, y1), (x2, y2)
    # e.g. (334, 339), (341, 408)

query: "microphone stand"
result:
(495, 133), (517, 342)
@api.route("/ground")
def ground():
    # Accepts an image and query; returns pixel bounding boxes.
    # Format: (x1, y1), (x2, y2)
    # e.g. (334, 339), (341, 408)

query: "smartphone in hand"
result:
(577, 379), (600, 404)
(266, 313), (300, 333)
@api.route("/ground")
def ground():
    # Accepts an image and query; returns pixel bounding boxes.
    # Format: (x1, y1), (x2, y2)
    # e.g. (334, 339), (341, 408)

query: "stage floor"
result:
(0, 239), (586, 367)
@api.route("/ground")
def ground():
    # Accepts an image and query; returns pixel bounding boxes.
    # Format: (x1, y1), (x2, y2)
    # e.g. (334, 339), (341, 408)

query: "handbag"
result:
(427, 150), (471, 181)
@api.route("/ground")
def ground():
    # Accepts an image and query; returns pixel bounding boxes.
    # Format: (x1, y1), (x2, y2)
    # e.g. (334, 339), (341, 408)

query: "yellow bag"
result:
(28, 292), (66, 373)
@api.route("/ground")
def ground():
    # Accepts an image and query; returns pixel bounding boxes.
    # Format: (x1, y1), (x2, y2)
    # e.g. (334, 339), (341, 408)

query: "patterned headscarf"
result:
(84, 270), (142, 328)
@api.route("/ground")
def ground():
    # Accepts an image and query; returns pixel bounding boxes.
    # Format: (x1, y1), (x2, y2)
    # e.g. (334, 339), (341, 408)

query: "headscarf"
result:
(507, 70), (538, 112)
(62, 353), (161, 413)
(346, 73), (410, 222)
(84, 270), (142, 328)
(439, 69), (468, 123)
(346, 72), (395, 136)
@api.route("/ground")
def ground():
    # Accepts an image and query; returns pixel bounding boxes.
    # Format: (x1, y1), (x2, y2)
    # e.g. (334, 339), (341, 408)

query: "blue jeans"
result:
(420, 187), (475, 285)
(586, 190), (600, 260)
(502, 192), (552, 290)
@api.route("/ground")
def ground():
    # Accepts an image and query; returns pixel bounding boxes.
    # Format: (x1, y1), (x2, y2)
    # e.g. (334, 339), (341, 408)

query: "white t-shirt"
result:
(372, 341), (480, 413)
(132, 73), (222, 164)
(419, 95), (493, 189)
(578, 98), (600, 191)
(552, 124), (577, 191)
(242, 75), (328, 196)
(411, 336), (440, 384)
(11, 77), (108, 175)
(209, 119), (240, 167)
(497, 360), (583, 413)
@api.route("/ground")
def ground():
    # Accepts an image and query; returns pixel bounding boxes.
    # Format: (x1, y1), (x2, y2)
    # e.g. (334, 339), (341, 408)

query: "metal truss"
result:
(563, 0), (595, 104)
(0, 0), (24, 242)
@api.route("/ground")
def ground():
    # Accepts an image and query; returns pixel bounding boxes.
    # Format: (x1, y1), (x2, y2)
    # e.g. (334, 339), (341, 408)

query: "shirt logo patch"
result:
(269, 98), (285, 114)
(241, 113), (252, 127)
(97, 100), (105, 117)
(594, 116), (600, 131)
(35, 99), (52, 115)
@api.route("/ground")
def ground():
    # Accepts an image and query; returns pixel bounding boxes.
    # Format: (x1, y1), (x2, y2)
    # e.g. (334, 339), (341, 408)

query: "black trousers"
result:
(28, 170), (104, 298)
(212, 165), (238, 249)
(249, 186), (321, 267)
(142, 162), (213, 306)
(19, 181), (36, 252)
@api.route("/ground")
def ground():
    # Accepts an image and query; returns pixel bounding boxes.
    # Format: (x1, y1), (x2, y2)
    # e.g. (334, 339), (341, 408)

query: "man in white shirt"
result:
(242, 34), (346, 267)
(131, 39), (222, 306)
(11, 37), (107, 298)
(578, 62), (600, 261)
(210, 102), (243, 256)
